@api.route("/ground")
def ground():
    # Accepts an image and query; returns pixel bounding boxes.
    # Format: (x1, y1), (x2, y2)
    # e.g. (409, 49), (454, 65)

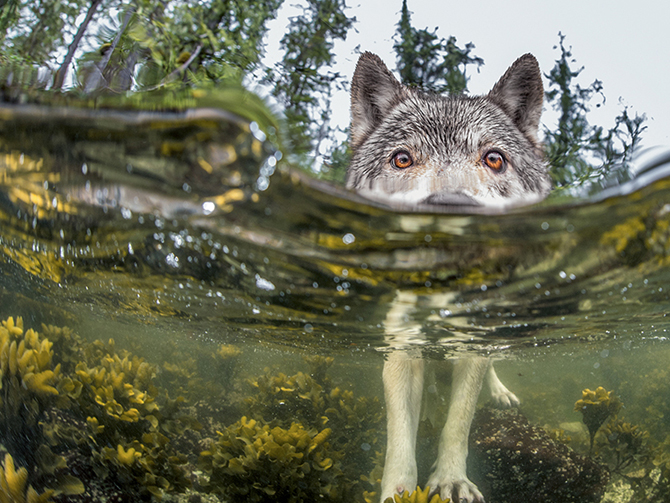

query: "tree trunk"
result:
(53, 0), (104, 90)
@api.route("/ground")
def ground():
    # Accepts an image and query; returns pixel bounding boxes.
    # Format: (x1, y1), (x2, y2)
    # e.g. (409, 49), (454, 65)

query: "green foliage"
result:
(0, 0), (282, 93)
(266, 0), (356, 161)
(74, 0), (283, 92)
(0, 1), (648, 189)
(393, 0), (483, 94)
(0, 0), (90, 66)
(544, 33), (647, 193)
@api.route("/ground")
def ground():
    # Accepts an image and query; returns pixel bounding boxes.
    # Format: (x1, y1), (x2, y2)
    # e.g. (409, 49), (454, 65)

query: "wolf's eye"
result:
(392, 150), (413, 169)
(483, 150), (506, 173)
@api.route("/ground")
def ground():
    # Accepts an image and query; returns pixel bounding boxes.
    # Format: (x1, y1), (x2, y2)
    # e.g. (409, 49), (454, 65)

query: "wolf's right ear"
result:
(350, 52), (404, 148)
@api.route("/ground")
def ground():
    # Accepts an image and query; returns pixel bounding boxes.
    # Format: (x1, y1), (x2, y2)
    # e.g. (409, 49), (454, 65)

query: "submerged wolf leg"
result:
(486, 364), (519, 408)
(427, 357), (490, 503)
(380, 351), (424, 501)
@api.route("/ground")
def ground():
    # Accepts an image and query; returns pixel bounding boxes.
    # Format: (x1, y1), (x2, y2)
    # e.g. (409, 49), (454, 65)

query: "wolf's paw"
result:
(379, 460), (417, 503)
(490, 387), (519, 409)
(425, 473), (485, 503)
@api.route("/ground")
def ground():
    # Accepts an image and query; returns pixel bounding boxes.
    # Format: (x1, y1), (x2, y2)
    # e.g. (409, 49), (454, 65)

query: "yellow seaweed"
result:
(384, 486), (450, 503)
(116, 445), (140, 465)
(0, 453), (54, 503)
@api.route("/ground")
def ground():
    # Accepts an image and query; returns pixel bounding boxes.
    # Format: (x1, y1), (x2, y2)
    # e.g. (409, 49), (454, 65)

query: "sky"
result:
(261, 0), (670, 155)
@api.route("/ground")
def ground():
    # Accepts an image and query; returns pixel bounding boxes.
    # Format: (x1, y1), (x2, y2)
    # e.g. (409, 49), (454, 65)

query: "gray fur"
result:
(346, 52), (551, 208)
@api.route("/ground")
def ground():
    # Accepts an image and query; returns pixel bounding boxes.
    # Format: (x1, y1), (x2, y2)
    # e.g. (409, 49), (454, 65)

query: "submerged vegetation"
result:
(3, 313), (670, 502)
(383, 486), (450, 503)
(0, 453), (54, 503)
(0, 315), (385, 502)
(574, 386), (622, 454)
(199, 417), (341, 502)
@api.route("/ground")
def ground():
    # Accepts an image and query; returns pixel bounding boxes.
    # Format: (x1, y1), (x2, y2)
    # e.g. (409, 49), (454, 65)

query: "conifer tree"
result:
(393, 0), (482, 94)
(544, 34), (646, 192)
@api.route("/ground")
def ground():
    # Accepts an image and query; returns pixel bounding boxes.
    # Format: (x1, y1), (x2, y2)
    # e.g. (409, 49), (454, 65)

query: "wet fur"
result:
(346, 53), (550, 502)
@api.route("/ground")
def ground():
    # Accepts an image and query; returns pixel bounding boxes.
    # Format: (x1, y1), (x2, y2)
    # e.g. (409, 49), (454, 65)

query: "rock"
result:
(469, 407), (609, 503)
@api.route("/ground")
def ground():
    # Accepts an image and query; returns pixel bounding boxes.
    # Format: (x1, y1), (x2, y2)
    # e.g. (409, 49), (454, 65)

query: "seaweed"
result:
(574, 386), (621, 454)
(0, 453), (54, 503)
(199, 355), (385, 502)
(199, 416), (343, 502)
(382, 486), (450, 503)
(0, 316), (71, 482)
(0, 316), (197, 500)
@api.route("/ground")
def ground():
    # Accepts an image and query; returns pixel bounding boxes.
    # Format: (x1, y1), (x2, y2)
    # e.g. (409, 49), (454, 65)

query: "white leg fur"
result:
(486, 365), (520, 408)
(380, 291), (516, 503)
(427, 357), (490, 503)
(380, 351), (424, 500)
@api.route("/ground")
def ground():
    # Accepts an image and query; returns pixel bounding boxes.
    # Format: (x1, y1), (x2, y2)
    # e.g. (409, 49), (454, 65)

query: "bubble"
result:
(165, 253), (179, 268)
(255, 274), (275, 291)
(202, 201), (216, 215)
(342, 233), (355, 244)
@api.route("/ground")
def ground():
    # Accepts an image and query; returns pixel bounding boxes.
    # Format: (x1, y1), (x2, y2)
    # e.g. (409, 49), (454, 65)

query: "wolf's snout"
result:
(421, 192), (481, 207)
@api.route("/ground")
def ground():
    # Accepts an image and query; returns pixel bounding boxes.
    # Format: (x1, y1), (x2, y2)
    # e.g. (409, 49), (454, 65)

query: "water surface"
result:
(1, 103), (669, 502)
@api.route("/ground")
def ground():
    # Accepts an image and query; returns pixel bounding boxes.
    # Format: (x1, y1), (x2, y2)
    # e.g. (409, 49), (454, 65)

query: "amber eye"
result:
(483, 150), (506, 173)
(392, 150), (413, 169)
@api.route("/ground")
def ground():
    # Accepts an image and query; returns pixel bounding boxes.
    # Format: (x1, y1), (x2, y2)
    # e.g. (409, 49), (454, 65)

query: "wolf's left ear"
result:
(350, 52), (405, 148)
(488, 54), (544, 143)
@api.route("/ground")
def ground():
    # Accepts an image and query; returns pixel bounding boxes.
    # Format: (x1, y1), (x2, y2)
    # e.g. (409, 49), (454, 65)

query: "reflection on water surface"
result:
(1, 104), (669, 502)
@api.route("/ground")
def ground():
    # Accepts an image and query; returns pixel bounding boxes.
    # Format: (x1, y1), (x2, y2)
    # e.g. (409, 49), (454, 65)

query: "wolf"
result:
(345, 52), (551, 503)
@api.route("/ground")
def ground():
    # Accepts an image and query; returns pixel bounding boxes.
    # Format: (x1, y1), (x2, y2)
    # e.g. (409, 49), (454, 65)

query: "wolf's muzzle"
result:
(421, 192), (481, 207)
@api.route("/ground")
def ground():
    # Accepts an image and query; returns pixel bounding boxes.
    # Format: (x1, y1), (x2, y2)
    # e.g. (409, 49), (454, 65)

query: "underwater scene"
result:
(1, 101), (670, 503)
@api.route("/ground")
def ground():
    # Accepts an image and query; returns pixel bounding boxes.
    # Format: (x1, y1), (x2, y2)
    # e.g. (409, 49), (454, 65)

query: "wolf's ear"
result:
(350, 52), (404, 148)
(488, 54), (544, 143)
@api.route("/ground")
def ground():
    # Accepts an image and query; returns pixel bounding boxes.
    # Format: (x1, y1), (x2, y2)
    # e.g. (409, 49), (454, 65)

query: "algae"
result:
(198, 355), (384, 502)
(382, 486), (450, 503)
(574, 386), (622, 454)
(199, 416), (342, 502)
(0, 453), (54, 503)
(0, 316), (197, 500)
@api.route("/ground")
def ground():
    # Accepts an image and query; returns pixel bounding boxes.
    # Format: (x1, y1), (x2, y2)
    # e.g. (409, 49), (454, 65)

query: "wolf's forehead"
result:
(382, 96), (505, 150)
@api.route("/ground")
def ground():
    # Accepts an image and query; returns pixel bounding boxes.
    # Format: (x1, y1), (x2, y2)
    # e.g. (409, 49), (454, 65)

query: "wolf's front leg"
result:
(486, 365), (519, 408)
(380, 351), (424, 502)
(427, 357), (489, 503)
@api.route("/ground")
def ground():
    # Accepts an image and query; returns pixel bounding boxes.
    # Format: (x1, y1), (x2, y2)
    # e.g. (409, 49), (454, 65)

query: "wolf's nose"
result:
(420, 192), (481, 206)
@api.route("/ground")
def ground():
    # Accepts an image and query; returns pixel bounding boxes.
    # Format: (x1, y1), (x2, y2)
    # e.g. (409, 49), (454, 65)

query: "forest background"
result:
(0, 0), (654, 194)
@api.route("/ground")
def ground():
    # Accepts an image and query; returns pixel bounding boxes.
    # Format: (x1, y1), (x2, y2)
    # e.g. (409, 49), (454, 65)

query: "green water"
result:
(1, 104), (669, 502)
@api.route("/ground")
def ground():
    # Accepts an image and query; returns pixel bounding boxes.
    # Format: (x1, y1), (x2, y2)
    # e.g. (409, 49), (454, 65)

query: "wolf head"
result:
(345, 52), (551, 208)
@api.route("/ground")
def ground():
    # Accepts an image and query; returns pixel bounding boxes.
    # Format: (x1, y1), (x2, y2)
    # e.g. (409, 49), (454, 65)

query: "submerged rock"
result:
(469, 408), (609, 503)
